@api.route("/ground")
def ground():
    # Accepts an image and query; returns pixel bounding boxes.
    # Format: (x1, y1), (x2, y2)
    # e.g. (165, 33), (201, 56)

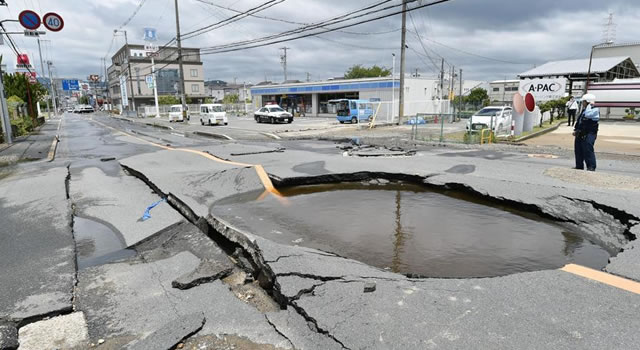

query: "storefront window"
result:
(319, 92), (359, 114)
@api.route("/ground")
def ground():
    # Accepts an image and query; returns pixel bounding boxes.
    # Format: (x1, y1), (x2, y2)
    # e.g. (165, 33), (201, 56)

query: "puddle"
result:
(214, 182), (611, 278)
(74, 217), (135, 269)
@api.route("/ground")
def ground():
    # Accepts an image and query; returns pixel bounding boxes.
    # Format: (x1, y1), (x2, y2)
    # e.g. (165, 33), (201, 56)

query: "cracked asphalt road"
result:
(1, 112), (640, 349)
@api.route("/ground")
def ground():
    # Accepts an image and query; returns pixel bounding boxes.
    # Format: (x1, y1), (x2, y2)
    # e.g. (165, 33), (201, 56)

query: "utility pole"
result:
(392, 53), (396, 123)
(151, 55), (160, 118)
(450, 65), (455, 118)
(0, 64), (12, 144)
(398, 0), (407, 125)
(36, 38), (51, 118)
(103, 57), (112, 113)
(124, 30), (136, 112)
(306, 72), (311, 82)
(280, 47), (289, 82)
(47, 61), (58, 116)
(174, 0), (187, 120)
(458, 68), (463, 120)
(439, 58), (444, 113)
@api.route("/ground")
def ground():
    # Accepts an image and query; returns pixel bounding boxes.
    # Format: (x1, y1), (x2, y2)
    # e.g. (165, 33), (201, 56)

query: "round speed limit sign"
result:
(43, 12), (64, 32)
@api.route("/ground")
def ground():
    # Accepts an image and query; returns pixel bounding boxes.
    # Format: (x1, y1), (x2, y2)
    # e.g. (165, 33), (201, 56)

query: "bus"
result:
(329, 99), (375, 124)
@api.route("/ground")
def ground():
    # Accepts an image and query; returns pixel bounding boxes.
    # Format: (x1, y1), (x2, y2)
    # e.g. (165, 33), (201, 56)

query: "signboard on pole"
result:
(145, 75), (154, 89)
(42, 12), (64, 32)
(120, 75), (129, 107)
(143, 28), (157, 42)
(519, 78), (567, 102)
(62, 79), (80, 91)
(88, 74), (100, 82)
(18, 10), (41, 30)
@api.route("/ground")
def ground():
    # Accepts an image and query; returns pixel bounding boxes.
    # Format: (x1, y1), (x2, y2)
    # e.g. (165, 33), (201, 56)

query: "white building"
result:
(489, 80), (520, 105)
(250, 76), (469, 120)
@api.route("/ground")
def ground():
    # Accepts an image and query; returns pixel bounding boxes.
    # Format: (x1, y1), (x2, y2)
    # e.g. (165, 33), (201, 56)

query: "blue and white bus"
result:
(330, 99), (375, 124)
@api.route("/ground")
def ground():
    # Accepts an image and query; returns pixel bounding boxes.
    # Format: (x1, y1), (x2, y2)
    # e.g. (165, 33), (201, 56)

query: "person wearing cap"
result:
(573, 94), (599, 171)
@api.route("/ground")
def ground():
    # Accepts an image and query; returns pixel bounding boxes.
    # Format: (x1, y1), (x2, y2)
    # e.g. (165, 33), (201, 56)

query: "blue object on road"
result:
(141, 198), (166, 221)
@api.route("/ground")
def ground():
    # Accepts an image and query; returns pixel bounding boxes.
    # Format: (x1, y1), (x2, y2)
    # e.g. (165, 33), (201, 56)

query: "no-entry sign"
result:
(18, 10), (41, 30)
(43, 12), (64, 32)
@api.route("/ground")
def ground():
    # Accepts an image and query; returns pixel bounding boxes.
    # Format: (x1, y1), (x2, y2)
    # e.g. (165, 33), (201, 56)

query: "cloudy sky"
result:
(1, 0), (639, 83)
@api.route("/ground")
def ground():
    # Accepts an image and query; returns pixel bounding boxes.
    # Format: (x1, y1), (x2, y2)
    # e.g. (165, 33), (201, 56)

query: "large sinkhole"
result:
(214, 182), (611, 278)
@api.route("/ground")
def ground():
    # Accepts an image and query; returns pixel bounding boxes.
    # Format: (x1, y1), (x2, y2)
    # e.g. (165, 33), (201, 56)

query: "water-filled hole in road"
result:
(216, 182), (611, 278)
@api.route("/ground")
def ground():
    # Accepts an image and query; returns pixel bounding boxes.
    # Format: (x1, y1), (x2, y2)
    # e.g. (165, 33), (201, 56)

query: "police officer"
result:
(573, 94), (599, 171)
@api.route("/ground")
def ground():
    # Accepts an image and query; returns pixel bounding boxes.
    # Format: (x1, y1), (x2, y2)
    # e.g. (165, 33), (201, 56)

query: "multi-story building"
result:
(489, 80), (520, 105)
(107, 44), (206, 110)
(205, 80), (253, 102)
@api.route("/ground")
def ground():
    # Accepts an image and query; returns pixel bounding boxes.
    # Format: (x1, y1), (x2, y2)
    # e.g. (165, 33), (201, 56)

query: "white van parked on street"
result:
(168, 105), (190, 122)
(199, 104), (228, 126)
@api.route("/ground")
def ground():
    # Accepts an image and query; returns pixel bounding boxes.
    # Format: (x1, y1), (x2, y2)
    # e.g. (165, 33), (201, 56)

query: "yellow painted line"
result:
(91, 118), (282, 196)
(561, 264), (640, 295)
(47, 136), (59, 161)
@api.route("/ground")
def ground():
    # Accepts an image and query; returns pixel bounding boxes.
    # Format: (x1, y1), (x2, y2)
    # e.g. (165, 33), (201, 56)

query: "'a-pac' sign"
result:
(519, 78), (566, 102)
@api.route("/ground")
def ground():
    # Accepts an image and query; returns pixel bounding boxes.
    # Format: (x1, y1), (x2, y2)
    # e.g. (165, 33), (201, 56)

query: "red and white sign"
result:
(18, 71), (37, 84)
(524, 92), (536, 112)
(42, 12), (64, 32)
(17, 54), (30, 66)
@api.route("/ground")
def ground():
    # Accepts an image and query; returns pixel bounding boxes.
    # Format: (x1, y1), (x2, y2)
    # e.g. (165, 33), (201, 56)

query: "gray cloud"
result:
(1, 0), (638, 83)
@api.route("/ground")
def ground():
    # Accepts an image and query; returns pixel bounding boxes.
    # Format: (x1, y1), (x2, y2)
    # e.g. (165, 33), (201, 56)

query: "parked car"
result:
(199, 104), (228, 126)
(65, 107), (73, 113)
(169, 105), (190, 122)
(254, 105), (293, 124)
(466, 106), (513, 134)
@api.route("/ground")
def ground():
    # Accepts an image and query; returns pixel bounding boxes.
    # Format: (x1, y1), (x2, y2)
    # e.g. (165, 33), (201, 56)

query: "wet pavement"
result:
(215, 182), (610, 278)
(1, 113), (640, 349)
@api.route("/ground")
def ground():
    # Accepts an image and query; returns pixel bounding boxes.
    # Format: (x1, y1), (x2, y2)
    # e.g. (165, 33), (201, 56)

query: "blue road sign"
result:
(143, 28), (157, 42)
(62, 79), (80, 91)
(19, 10), (41, 30)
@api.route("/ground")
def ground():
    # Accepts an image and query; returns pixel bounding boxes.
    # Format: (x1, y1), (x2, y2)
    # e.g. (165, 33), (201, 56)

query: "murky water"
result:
(74, 217), (135, 269)
(215, 182), (610, 278)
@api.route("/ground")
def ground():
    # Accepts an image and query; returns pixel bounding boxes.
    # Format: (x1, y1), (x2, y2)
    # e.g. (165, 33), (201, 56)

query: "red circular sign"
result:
(43, 12), (64, 32)
(524, 93), (536, 112)
(18, 10), (41, 30)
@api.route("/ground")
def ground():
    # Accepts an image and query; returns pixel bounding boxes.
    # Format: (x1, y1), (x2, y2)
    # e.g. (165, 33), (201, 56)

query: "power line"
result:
(194, 0), (400, 36)
(197, 0), (397, 52)
(181, 0), (287, 40)
(407, 12), (443, 73)
(417, 34), (530, 65)
(194, 0), (453, 56)
(117, 0), (148, 30)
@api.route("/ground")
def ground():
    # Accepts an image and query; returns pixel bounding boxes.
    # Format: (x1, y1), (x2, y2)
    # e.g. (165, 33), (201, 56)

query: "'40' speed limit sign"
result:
(43, 12), (64, 32)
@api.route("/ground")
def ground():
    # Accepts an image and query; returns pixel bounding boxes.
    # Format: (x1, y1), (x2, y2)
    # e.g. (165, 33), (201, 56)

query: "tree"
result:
(78, 96), (89, 105)
(158, 95), (180, 105)
(466, 88), (489, 109)
(222, 94), (239, 104)
(3, 73), (47, 119)
(344, 64), (391, 79)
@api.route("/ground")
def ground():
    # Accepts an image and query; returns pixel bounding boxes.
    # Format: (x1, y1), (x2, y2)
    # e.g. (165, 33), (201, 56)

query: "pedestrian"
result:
(566, 96), (578, 126)
(573, 94), (599, 171)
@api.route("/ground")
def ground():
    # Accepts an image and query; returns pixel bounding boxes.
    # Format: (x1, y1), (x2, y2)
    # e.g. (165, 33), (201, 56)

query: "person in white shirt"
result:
(566, 96), (578, 126)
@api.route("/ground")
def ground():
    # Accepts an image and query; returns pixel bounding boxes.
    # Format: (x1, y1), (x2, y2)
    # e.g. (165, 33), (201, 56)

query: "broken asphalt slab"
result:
(69, 166), (184, 247)
(0, 322), (18, 350)
(76, 251), (290, 349)
(17, 312), (89, 350)
(124, 313), (205, 350)
(0, 166), (75, 324)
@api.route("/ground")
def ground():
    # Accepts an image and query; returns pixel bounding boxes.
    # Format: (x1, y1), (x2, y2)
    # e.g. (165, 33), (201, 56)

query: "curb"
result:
(47, 135), (60, 162)
(513, 121), (563, 142)
(144, 122), (172, 131)
(259, 132), (281, 140)
(192, 131), (233, 140)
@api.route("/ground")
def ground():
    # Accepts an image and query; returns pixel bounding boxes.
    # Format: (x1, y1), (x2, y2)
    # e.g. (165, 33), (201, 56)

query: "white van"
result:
(169, 105), (190, 122)
(199, 104), (228, 126)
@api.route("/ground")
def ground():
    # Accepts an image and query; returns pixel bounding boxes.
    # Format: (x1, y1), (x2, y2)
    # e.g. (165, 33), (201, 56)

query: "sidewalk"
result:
(0, 119), (60, 166)
(525, 121), (640, 156)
